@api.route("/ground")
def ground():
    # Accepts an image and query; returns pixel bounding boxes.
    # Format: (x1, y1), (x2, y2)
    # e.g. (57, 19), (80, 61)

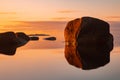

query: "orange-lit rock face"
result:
(64, 17), (113, 70)
(64, 18), (82, 68)
(64, 18), (81, 46)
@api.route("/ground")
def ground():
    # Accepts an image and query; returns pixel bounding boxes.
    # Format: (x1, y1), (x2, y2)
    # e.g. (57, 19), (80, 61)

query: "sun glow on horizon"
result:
(0, 0), (120, 23)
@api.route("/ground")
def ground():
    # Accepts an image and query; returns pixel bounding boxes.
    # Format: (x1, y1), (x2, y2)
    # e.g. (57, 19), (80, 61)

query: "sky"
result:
(0, 0), (120, 24)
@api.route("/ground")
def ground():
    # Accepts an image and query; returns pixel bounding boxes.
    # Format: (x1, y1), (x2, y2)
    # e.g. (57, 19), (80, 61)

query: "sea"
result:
(0, 21), (120, 80)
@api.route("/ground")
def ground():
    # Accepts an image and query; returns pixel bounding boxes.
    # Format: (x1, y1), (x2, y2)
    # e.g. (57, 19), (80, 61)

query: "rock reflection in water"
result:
(65, 37), (113, 70)
(0, 32), (30, 55)
(0, 45), (17, 55)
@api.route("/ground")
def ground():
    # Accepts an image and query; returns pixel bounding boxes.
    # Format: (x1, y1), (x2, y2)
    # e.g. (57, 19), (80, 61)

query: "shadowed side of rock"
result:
(77, 17), (113, 52)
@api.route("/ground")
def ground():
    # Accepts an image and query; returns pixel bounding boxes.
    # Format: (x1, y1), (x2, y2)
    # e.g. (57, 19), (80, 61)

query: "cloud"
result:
(57, 10), (77, 13)
(51, 17), (73, 21)
(106, 16), (120, 19)
(0, 12), (16, 15)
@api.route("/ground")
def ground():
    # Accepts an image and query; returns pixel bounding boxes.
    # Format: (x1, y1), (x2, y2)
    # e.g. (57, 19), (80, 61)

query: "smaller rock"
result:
(28, 34), (49, 36)
(44, 37), (56, 41)
(30, 36), (39, 40)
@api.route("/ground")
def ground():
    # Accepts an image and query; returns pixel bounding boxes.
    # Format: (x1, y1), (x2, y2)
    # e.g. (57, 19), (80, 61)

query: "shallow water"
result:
(0, 21), (120, 80)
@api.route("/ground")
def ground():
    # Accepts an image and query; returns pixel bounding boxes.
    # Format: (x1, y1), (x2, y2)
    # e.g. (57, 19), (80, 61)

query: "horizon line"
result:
(10, 20), (120, 22)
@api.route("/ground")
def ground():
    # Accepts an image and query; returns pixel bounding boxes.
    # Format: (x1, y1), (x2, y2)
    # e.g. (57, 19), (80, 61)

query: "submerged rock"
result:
(64, 17), (113, 70)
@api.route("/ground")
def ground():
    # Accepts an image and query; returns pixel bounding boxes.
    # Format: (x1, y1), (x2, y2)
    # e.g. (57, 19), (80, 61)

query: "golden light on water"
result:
(0, 21), (22, 26)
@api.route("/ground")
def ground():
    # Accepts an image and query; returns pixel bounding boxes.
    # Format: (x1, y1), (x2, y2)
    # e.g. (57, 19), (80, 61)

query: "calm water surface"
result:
(0, 21), (120, 80)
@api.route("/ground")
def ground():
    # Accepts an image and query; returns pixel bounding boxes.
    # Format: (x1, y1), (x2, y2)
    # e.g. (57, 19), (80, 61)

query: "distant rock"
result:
(64, 17), (113, 70)
(28, 34), (50, 36)
(44, 37), (56, 41)
(30, 36), (39, 40)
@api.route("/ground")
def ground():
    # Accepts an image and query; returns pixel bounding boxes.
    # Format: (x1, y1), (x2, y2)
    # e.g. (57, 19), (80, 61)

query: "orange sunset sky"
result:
(0, 0), (120, 25)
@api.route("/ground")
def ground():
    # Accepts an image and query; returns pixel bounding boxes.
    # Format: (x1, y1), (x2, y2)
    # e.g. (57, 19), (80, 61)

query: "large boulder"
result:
(0, 32), (30, 55)
(64, 17), (113, 70)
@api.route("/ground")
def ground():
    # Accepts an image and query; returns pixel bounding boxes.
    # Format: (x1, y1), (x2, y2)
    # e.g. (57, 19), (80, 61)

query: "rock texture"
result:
(64, 17), (113, 70)
(64, 18), (81, 45)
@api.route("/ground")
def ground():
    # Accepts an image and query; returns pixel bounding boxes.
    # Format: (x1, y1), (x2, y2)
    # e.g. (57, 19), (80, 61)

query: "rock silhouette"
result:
(28, 34), (49, 36)
(30, 36), (39, 40)
(64, 17), (113, 70)
(0, 32), (30, 55)
(44, 37), (56, 41)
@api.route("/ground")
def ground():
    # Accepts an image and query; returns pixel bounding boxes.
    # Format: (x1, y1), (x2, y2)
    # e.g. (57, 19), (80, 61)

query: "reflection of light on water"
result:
(19, 40), (64, 49)
(0, 48), (66, 80)
(0, 26), (4, 28)
(0, 21), (119, 80)
(0, 47), (120, 80)
(111, 47), (120, 54)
